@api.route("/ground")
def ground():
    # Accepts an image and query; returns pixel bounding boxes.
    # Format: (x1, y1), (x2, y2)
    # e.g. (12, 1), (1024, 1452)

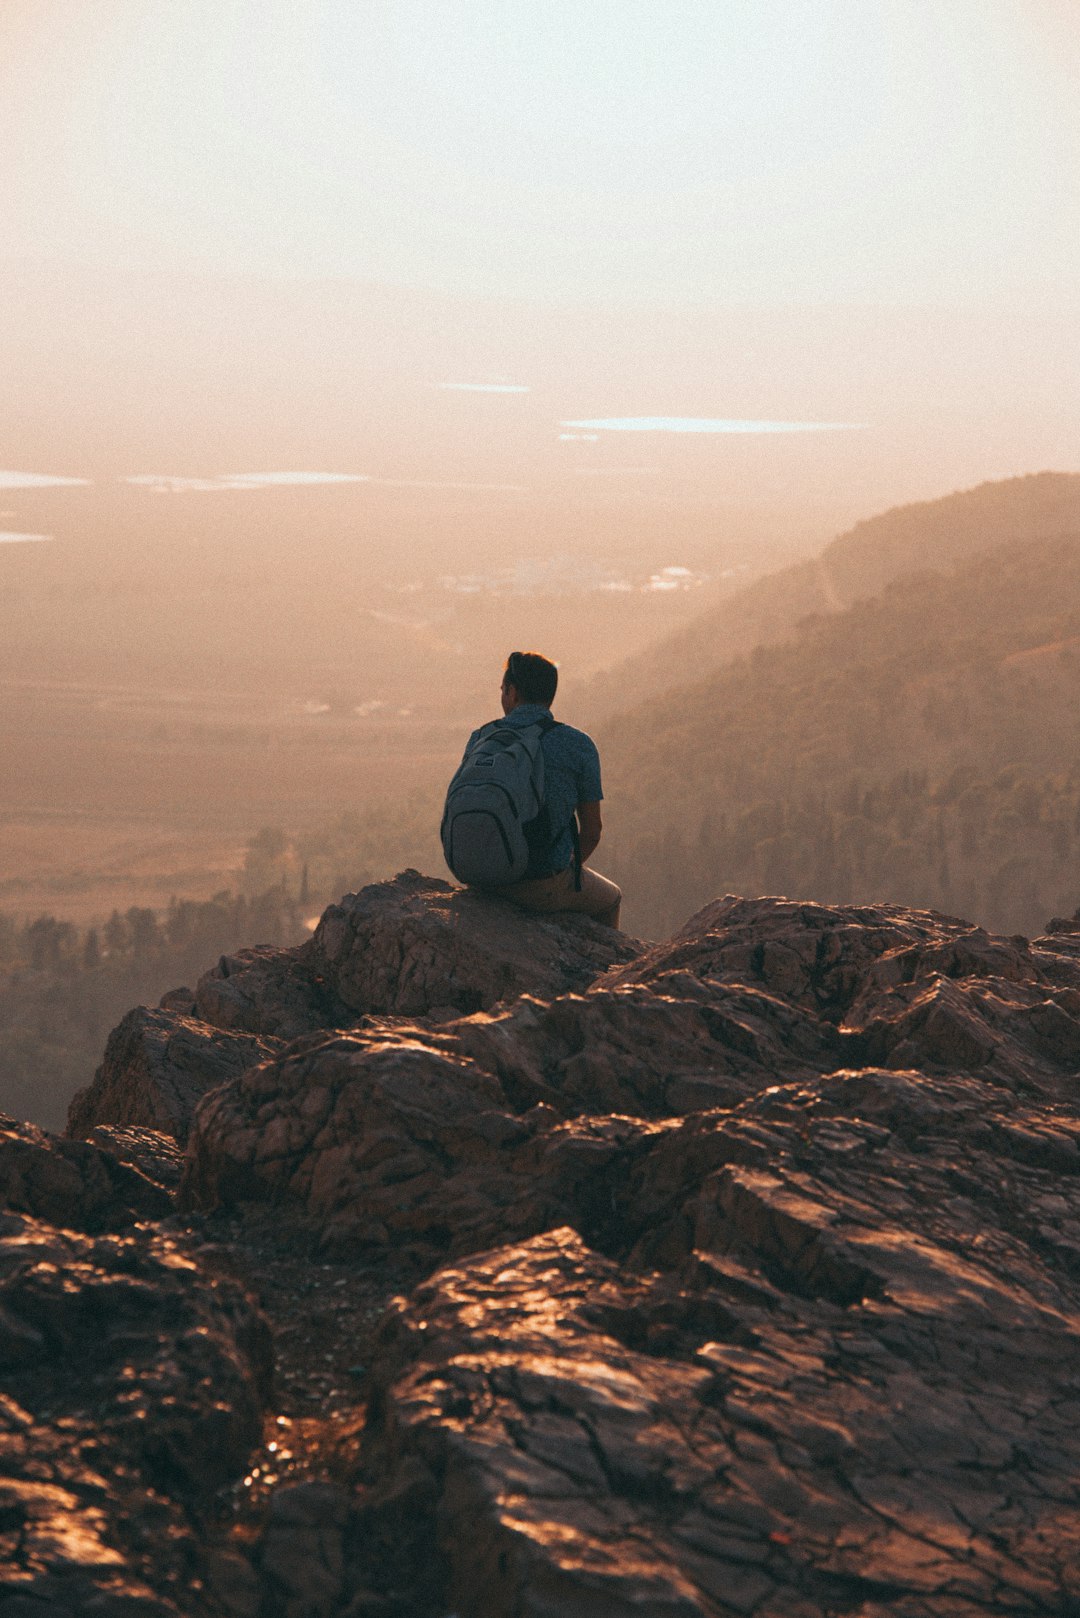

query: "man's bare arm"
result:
(577, 801), (602, 863)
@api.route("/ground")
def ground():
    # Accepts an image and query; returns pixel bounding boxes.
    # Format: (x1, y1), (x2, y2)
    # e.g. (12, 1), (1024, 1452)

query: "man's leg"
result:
(495, 865), (622, 929)
(573, 865), (622, 928)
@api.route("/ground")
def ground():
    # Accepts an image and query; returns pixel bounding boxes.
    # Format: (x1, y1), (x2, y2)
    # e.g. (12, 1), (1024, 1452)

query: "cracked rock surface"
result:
(0, 1121), (271, 1616)
(9, 879), (1080, 1614)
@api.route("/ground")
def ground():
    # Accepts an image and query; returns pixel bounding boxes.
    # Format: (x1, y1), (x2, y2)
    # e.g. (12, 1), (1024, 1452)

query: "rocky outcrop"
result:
(193, 943), (356, 1040)
(308, 868), (640, 1018)
(360, 1184), (1080, 1617)
(0, 1110), (173, 1229)
(0, 1120), (271, 1614)
(67, 1003), (284, 1143)
(66, 871), (639, 1149)
(180, 971), (842, 1258)
(23, 879), (1080, 1612)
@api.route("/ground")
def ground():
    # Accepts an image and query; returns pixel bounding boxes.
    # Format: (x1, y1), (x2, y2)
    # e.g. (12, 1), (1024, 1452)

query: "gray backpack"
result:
(441, 716), (554, 886)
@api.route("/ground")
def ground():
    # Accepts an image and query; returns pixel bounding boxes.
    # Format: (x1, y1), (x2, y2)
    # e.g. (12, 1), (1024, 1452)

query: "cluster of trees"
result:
(0, 886), (309, 1132)
(609, 763), (1080, 941)
(239, 801), (442, 907)
(602, 534), (1080, 938)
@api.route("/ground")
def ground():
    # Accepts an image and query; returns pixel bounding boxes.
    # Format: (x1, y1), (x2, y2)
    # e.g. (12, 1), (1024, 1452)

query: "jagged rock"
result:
(609, 893), (1047, 1017)
(0, 1152), (271, 1613)
(194, 944), (355, 1041)
(0, 1111), (172, 1230)
(844, 969), (1080, 1097)
(180, 977), (841, 1256)
(359, 1151), (1080, 1617)
(179, 971), (834, 1252)
(87, 1124), (186, 1192)
(180, 1026), (600, 1257)
(308, 869), (640, 1018)
(449, 976), (839, 1117)
(38, 881), (1080, 1611)
(181, 889), (1080, 1274)
(66, 1004), (283, 1144)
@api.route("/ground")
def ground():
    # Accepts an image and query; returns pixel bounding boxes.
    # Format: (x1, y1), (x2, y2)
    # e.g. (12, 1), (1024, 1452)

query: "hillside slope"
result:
(601, 531), (1080, 936)
(583, 471), (1080, 720)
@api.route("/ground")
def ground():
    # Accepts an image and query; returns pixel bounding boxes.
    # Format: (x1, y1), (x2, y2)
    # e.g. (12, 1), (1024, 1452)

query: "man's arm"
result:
(576, 801), (603, 862)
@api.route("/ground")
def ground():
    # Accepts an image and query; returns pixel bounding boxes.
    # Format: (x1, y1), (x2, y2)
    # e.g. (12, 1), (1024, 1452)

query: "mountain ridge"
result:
(583, 470), (1080, 720)
(600, 526), (1080, 936)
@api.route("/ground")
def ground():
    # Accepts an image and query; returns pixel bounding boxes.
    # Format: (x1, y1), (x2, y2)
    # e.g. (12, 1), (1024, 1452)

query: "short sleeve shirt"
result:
(461, 703), (603, 875)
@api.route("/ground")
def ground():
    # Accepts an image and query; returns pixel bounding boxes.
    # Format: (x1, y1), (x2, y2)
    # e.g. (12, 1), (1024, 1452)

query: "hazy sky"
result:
(0, 1), (1077, 512)
(2, 0), (1076, 301)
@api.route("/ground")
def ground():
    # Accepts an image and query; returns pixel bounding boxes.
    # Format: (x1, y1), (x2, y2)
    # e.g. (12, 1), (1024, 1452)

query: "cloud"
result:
(0, 471), (89, 489)
(125, 472), (371, 493)
(0, 532), (54, 543)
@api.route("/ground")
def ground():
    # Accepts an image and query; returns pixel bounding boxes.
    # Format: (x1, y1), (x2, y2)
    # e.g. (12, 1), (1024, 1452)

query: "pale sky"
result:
(0, 1), (1076, 513)
(2, 0), (1077, 304)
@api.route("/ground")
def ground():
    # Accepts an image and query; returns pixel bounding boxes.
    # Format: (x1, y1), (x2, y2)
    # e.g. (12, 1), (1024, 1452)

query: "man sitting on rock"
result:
(443, 650), (622, 928)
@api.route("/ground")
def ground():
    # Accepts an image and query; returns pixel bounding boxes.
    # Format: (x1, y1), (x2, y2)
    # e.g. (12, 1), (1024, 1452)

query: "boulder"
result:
(0, 1126), (270, 1614)
(66, 1004), (283, 1143)
(0, 1111), (172, 1230)
(193, 944), (355, 1040)
(182, 1027), (666, 1260)
(178, 962), (848, 1255)
(308, 869), (640, 1018)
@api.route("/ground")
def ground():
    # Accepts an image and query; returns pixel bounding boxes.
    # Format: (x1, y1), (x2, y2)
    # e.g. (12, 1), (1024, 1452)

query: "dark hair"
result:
(505, 650), (558, 706)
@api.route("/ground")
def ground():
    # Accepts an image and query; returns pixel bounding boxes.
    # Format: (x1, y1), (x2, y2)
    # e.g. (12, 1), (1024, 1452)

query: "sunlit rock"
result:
(19, 877), (1080, 1612)
(308, 868), (640, 1018)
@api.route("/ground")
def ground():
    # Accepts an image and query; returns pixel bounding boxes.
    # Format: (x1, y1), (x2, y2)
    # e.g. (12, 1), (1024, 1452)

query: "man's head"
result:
(501, 650), (558, 713)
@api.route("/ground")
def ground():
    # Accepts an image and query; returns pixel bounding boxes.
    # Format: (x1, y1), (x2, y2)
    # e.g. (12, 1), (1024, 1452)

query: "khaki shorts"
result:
(495, 863), (622, 929)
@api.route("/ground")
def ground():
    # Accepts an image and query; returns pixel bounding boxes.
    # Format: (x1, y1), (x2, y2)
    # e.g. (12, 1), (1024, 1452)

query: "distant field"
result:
(0, 678), (456, 923)
(0, 814), (244, 926)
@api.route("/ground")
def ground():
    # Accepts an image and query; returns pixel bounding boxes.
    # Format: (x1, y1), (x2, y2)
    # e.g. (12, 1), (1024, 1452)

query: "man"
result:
(458, 650), (622, 928)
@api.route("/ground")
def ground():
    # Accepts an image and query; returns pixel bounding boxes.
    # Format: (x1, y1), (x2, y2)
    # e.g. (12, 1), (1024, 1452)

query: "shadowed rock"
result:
(180, 973), (843, 1257)
(0, 1111), (172, 1229)
(0, 1124), (271, 1614)
(193, 942), (355, 1040)
(66, 1004), (283, 1143)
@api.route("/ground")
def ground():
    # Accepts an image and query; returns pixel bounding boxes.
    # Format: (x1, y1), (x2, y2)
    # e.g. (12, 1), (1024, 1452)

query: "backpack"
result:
(441, 715), (555, 886)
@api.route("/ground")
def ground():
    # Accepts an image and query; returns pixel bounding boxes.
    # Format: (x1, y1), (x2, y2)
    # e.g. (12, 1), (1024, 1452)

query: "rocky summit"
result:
(4, 875), (1080, 1616)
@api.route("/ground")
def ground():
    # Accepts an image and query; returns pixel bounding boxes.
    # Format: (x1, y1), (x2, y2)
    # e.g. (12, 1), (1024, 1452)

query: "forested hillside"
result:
(602, 532), (1080, 937)
(583, 472), (1080, 720)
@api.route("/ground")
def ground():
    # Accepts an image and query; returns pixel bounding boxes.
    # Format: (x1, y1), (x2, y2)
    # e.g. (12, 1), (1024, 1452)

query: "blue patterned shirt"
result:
(462, 703), (603, 875)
